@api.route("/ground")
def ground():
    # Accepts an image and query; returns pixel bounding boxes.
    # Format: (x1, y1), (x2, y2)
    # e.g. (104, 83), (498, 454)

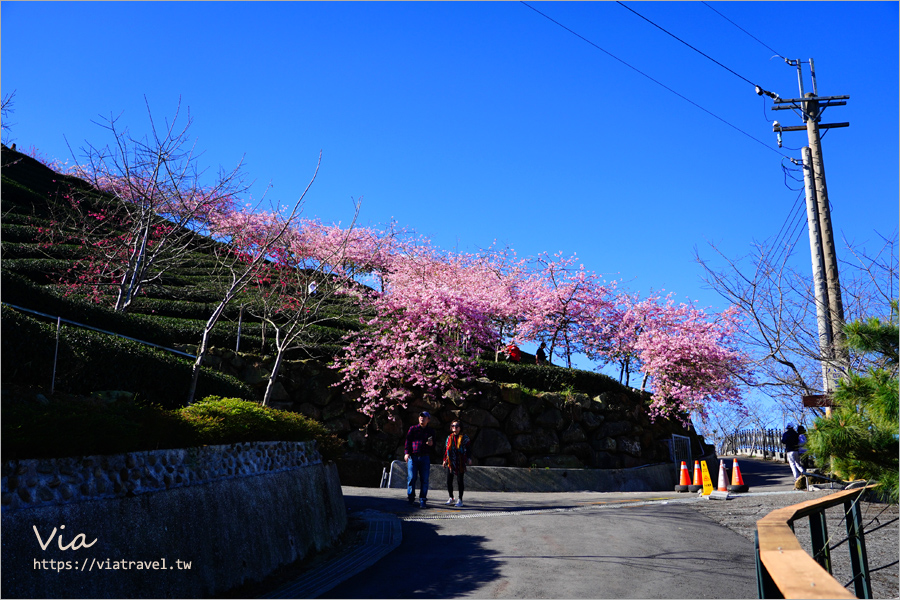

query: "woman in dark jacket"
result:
(443, 421), (472, 507)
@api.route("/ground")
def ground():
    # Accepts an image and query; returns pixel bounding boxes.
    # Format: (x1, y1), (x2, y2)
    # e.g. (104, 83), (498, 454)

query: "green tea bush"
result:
(1, 241), (85, 260)
(0, 222), (50, 242)
(1, 306), (253, 408)
(2, 398), (195, 459)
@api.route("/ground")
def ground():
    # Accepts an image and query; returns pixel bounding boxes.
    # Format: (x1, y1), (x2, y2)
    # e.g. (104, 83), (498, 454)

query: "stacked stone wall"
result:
(204, 349), (708, 474)
(2, 441), (321, 512)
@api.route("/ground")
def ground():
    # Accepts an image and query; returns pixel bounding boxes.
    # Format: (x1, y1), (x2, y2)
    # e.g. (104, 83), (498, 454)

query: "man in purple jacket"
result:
(405, 411), (436, 507)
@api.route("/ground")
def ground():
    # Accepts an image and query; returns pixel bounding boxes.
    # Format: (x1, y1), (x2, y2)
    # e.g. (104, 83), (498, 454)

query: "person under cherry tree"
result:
(443, 421), (472, 507)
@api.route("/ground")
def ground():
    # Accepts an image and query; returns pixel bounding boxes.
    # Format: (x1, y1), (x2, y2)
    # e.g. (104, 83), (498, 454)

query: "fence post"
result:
(845, 498), (873, 599)
(808, 511), (832, 573)
(51, 316), (61, 394)
(754, 530), (782, 599)
(236, 305), (244, 352)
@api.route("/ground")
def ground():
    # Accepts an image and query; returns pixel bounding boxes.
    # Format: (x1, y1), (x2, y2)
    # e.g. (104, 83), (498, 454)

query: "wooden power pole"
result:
(771, 59), (849, 395)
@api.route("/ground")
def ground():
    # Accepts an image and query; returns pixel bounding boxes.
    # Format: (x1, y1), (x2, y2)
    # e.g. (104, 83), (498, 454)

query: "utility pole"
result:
(801, 145), (833, 392)
(771, 59), (849, 396)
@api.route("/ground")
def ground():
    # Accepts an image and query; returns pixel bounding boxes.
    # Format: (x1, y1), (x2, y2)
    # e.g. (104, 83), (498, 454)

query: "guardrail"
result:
(755, 485), (878, 599)
(721, 428), (787, 461)
(2, 302), (196, 393)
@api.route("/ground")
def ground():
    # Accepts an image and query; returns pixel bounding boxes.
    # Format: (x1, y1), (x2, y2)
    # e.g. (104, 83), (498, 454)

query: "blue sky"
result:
(3, 2), (898, 387)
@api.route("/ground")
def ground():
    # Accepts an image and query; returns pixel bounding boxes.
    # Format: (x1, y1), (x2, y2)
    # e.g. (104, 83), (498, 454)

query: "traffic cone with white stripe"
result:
(675, 461), (691, 492)
(716, 459), (729, 492)
(688, 460), (704, 492)
(728, 458), (748, 493)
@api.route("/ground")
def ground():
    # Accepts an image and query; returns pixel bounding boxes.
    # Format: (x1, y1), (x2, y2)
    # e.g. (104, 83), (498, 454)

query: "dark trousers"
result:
(447, 470), (465, 500)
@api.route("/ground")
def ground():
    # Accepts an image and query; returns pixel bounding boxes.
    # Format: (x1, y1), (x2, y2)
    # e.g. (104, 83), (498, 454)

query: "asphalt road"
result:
(242, 455), (803, 599)
(320, 490), (758, 598)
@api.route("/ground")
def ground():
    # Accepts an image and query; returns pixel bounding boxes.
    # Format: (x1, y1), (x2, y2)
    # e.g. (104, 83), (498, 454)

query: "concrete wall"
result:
(387, 461), (679, 493)
(1, 442), (346, 598)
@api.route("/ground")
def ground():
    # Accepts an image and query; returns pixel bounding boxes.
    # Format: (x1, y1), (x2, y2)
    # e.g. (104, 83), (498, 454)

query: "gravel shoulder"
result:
(688, 490), (899, 599)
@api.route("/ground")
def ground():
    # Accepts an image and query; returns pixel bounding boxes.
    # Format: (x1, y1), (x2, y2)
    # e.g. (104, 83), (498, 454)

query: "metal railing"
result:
(2, 302), (196, 393)
(721, 428), (787, 460)
(2, 302), (195, 358)
(755, 485), (878, 599)
(671, 433), (691, 471)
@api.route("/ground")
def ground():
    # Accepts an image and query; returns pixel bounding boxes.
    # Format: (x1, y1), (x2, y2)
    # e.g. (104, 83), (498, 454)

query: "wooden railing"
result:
(755, 486), (877, 599)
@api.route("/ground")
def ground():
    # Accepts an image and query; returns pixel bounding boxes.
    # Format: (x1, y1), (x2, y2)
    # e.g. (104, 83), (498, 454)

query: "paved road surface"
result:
(324, 494), (757, 598)
(268, 455), (801, 598)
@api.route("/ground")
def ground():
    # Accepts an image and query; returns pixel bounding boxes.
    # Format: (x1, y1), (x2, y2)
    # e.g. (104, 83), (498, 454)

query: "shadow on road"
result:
(320, 520), (503, 599)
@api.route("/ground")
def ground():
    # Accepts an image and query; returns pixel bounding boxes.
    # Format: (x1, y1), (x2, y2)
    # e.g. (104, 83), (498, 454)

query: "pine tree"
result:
(805, 301), (899, 503)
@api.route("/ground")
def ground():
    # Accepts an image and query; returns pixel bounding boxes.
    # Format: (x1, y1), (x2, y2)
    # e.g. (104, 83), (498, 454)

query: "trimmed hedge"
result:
(1, 242), (86, 260)
(2, 396), (343, 460)
(0, 223), (43, 244)
(1, 306), (253, 409)
(2, 257), (78, 279)
(477, 359), (631, 397)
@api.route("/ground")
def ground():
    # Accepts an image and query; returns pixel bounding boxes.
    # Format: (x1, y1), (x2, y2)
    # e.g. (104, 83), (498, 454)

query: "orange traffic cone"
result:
(675, 461), (691, 492)
(688, 460), (704, 492)
(716, 460), (729, 492)
(728, 458), (748, 493)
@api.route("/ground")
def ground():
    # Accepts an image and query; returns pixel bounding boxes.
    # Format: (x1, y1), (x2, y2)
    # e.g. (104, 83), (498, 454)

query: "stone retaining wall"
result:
(1, 442), (346, 598)
(201, 350), (711, 484)
(2, 441), (322, 512)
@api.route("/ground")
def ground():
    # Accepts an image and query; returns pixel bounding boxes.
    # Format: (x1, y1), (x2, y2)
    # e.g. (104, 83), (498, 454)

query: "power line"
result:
(701, 2), (786, 60)
(519, 1), (789, 159)
(616, 1), (760, 88)
(770, 190), (808, 268)
(770, 190), (804, 259)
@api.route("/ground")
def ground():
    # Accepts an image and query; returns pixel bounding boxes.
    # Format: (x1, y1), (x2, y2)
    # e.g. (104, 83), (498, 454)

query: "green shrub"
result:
(177, 397), (342, 457)
(2, 396), (343, 460)
(2, 398), (195, 460)
(1, 241), (85, 260)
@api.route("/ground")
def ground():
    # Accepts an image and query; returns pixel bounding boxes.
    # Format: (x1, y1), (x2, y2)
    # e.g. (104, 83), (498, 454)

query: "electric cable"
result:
(785, 204), (808, 254)
(616, 1), (760, 88)
(772, 191), (806, 268)
(519, 1), (790, 159)
(700, 2), (786, 59)
(781, 159), (804, 192)
(769, 191), (805, 262)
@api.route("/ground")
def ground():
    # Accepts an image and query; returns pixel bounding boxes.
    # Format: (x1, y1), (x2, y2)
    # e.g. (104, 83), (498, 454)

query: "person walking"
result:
(405, 411), (436, 508)
(443, 421), (472, 507)
(536, 342), (548, 365)
(782, 423), (804, 481)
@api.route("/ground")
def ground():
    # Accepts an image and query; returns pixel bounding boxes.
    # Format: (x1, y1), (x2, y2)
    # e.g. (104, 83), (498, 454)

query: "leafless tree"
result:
(695, 229), (897, 423)
(2, 90), (15, 142)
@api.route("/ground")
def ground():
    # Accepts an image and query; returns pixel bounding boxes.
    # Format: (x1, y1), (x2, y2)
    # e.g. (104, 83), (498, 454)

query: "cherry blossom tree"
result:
(583, 291), (647, 386)
(186, 154), (321, 405)
(632, 299), (749, 423)
(57, 98), (246, 312)
(333, 243), (522, 416)
(514, 253), (615, 368)
(248, 208), (404, 407)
